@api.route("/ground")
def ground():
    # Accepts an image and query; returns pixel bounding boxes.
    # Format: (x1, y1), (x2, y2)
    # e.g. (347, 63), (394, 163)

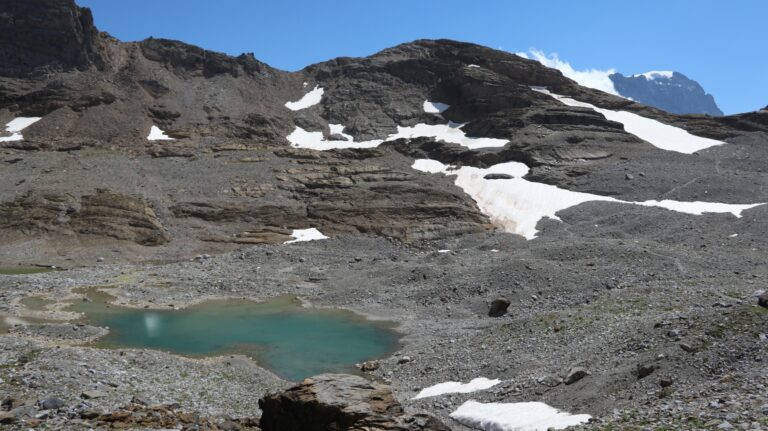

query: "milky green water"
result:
(67, 289), (400, 381)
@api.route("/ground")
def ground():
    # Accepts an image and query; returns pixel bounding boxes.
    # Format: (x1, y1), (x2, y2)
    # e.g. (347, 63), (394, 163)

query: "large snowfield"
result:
(412, 159), (763, 239)
(532, 87), (725, 154)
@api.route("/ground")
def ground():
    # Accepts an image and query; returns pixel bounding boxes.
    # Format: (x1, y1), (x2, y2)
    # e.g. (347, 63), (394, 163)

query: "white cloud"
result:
(520, 49), (619, 96)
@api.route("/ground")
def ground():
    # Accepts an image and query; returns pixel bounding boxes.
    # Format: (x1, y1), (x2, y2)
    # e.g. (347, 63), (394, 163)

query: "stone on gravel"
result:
(360, 360), (380, 372)
(258, 374), (450, 431)
(488, 298), (511, 317)
(81, 390), (107, 399)
(758, 292), (768, 308)
(564, 367), (589, 385)
(38, 397), (64, 410)
(636, 363), (657, 379)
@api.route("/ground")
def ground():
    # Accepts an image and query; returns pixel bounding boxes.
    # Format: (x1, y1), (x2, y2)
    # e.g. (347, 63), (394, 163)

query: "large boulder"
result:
(258, 374), (450, 431)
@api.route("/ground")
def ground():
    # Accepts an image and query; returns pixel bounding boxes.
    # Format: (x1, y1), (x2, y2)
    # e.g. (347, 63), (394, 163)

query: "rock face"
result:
(0, 190), (169, 246)
(0, 0), (104, 77)
(610, 72), (723, 116)
(258, 374), (450, 431)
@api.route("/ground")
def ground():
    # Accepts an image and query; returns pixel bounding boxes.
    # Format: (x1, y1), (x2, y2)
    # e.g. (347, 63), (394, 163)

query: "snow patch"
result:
(467, 64), (481, 68)
(412, 159), (764, 239)
(437, 249), (451, 254)
(147, 125), (174, 141)
(0, 117), (42, 142)
(287, 126), (383, 150)
(285, 228), (329, 244)
(389, 122), (508, 150)
(289, 121), (508, 151)
(414, 377), (501, 399)
(634, 70), (675, 80)
(450, 400), (591, 431)
(285, 85), (324, 111)
(532, 87), (725, 154)
(423, 100), (450, 114)
(412, 159), (450, 174)
(635, 200), (761, 218)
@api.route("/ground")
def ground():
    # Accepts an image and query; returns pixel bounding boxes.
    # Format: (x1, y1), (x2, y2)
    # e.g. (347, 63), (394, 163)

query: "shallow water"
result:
(67, 288), (400, 381)
(0, 267), (54, 275)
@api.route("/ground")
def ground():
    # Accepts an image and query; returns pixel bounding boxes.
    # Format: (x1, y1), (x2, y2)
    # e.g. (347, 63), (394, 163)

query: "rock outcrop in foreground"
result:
(259, 374), (449, 431)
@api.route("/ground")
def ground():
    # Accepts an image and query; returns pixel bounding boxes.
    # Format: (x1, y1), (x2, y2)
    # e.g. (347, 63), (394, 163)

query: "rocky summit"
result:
(610, 71), (724, 116)
(1, 1), (767, 431)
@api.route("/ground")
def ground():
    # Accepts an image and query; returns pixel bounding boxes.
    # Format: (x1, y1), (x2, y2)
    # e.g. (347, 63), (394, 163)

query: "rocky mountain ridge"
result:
(610, 71), (724, 116)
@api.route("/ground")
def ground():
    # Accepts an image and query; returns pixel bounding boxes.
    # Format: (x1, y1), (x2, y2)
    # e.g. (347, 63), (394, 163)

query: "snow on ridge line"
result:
(285, 85), (324, 111)
(450, 400), (591, 431)
(284, 228), (329, 244)
(423, 100), (450, 114)
(288, 122), (508, 151)
(147, 125), (174, 141)
(413, 377), (501, 399)
(634, 70), (675, 80)
(0, 117), (42, 142)
(531, 87), (723, 154)
(412, 159), (764, 240)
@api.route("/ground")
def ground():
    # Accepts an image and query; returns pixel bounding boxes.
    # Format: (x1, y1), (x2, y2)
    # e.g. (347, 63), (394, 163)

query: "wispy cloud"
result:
(516, 49), (618, 95)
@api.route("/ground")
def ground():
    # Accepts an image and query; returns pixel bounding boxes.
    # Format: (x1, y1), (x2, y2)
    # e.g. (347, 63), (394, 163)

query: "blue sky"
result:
(76, 0), (766, 114)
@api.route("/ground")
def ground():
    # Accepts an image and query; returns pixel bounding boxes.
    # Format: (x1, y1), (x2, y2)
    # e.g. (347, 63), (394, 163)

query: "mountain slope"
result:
(2, 0), (768, 264)
(610, 71), (724, 116)
(1, 2), (768, 430)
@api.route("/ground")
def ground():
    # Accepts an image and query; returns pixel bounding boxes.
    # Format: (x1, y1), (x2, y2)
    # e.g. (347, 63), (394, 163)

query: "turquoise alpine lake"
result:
(66, 288), (400, 381)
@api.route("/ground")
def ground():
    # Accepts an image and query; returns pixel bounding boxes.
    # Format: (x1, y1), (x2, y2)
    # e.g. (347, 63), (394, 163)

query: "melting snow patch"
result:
(287, 126), (383, 150)
(634, 200), (761, 218)
(413, 377), (501, 399)
(285, 228), (329, 244)
(285, 85), (324, 111)
(289, 121), (509, 151)
(412, 159), (450, 174)
(147, 125), (174, 141)
(450, 400), (591, 431)
(437, 249), (451, 254)
(389, 122), (508, 150)
(532, 87), (724, 154)
(467, 64), (481, 68)
(413, 159), (764, 239)
(423, 100), (450, 114)
(0, 117), (42, 142)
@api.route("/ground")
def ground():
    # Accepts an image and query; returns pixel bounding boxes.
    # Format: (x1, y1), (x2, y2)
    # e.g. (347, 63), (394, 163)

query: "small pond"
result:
(66, 288), (400, 381)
